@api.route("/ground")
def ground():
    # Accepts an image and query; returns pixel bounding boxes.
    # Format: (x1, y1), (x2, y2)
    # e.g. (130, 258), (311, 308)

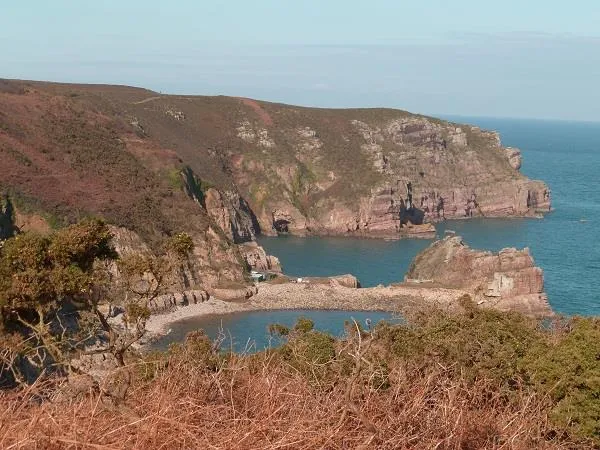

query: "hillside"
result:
(0, 79), (252, 289)
(1, 79), (550, 242)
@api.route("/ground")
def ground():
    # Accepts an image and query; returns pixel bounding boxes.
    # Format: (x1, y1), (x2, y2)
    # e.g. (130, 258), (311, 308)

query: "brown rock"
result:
(212, 285), (258, 301)
(204, 188), (258, 243)
(108, 225), (247, 292)
(231, 114), (551, 237)
(405, 236), (551, 316)
(504, 147), (522, 170)
(239, 241), (282, 272)
(300, 274), (361, 288)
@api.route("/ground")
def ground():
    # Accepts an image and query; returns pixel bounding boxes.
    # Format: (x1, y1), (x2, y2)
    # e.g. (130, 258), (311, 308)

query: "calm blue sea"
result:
(259, 117), (600, 316)
(150, 310), (397, 353)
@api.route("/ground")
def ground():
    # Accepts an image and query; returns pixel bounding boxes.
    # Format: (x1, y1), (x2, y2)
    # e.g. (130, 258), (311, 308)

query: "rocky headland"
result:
(1, 79), (550, 248)
(404, 235), (550, 316)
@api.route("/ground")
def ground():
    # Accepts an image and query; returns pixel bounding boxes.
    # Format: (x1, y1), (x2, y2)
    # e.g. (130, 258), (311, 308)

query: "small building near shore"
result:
(250, 270), (266, 282)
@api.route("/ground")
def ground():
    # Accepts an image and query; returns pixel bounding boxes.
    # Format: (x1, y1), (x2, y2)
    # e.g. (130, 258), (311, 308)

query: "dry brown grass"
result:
(0, 347), (581, 450)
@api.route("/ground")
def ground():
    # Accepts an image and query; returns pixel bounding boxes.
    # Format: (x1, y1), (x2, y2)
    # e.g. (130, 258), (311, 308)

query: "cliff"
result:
(405, 236), (551, 316)
(0, 79), (550, 243)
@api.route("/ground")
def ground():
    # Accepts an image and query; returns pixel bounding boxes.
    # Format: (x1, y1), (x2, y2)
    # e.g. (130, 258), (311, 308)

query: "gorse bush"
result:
(0, 220), (115, 384)
(374, 305), (600, 444)
(0, 221), (193, 390)
(522, 318), (600, 440)
(259, 312), (600, 444)
(377, 304), (540, 386)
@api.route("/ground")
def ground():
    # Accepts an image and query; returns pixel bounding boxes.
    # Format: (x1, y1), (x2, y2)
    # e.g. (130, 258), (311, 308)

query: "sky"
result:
(2, 1), (600, 121)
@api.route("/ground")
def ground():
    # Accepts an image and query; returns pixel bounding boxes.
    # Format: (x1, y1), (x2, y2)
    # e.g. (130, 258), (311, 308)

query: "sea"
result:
(154, 117), (600, 351)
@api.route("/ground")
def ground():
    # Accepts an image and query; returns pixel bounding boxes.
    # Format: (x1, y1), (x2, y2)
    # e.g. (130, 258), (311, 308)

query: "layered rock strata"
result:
(0, 80), (551, 241)
(229, 113), (551, 238)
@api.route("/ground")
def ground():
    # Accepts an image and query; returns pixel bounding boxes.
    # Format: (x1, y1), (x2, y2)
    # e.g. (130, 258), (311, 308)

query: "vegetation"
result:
(0, 219), (115, 384)
(0, 79), (588, 446)
(0, 221), (193, 398)
(0, 283), (598, 448)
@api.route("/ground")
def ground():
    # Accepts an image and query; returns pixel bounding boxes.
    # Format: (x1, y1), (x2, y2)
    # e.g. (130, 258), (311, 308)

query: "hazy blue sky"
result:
(2, 1), (600, 121)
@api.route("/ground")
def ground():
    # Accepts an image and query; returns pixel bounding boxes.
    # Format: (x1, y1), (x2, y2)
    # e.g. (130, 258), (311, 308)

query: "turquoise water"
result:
(260, 118), (600, 316)
(150, 310), (397, 353)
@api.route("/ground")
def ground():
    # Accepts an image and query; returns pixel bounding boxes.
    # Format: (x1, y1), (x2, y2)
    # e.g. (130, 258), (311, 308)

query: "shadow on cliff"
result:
(399, 202), (425, 226)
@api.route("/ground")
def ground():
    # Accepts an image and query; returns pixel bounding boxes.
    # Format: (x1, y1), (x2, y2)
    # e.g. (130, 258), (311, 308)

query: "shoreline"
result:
(140, 282), (469, 347)
(143, 298), (254, 343)
(258, 214), (549, 242)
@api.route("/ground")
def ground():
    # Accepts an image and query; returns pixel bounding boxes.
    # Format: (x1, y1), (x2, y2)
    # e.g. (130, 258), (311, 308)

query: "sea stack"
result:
(405, 235), (551, 316)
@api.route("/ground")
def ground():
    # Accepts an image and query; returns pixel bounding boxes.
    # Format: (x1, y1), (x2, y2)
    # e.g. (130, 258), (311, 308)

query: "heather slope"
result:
(1, 79), (550, 242)
(0, 80), (250, 288)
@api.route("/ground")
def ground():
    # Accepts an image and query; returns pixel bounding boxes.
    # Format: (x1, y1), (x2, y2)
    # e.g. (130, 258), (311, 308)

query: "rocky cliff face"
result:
(108, 225), (249, 291)
(227, 108), (550, 238)
(405, 236), (551, 316)
(203, 188), (259, 243)
(111, 226), (245, 292)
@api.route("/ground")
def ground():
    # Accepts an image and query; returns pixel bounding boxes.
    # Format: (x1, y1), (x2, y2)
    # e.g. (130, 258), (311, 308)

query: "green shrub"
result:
(294, 317), (314, 333)
(279, 319), (336, 385)
(379, 304), (542, 386)
(166, 168), (184, 190)
(268, 323), (290, 336)
(522, 318), (600, 441)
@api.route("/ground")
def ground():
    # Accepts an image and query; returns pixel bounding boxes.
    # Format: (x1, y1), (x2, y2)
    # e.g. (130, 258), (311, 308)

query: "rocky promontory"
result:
(0, 79), (550, 245)
(245, 236), (551, 317)
(405, 235), (550, 316)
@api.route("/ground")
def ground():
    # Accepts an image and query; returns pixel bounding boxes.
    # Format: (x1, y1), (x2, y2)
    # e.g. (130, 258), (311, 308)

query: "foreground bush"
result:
(1, 307), (599, 448)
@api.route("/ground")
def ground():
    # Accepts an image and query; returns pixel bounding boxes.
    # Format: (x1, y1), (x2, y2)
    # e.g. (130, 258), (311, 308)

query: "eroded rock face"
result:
(204, 188), (258, 243)
(229, 107), (551, 238)
(505, 147), (522, 170)
(405, 236), (551, 316)
(150, 289), (210, 313)
(108, 224), (249, 291)
(239, 241), (282, 272)
(271, 207), (307, 234)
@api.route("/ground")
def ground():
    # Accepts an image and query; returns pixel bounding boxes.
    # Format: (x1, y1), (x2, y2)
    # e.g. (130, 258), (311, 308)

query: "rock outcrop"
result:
(238, 241), (282, 272)
(211, 285), (258, 301)
(150, 289), (210, 313)
(405, 236), (551, 316)
(505, 147), (522, 170)
(0, 80), (551, 241)
(204, 188), (259, 243)
(108, 224), (253, 291)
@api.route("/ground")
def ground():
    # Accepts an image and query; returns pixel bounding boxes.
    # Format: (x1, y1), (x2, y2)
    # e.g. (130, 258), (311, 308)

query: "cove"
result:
(149, 310), (398, 353)
(260, 117), (600, 316)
